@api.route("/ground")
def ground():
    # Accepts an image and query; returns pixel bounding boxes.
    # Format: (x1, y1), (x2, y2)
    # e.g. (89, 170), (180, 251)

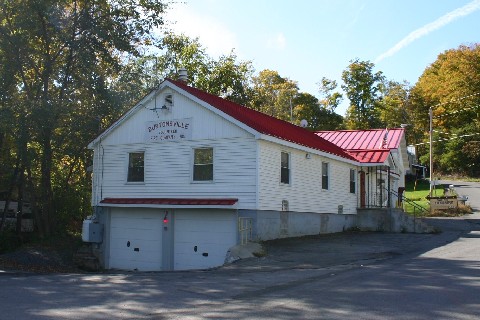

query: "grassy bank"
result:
(404, 179), (430, 215)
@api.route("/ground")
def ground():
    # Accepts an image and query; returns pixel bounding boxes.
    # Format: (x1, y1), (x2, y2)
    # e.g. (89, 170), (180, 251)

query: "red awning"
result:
(100, 198), (238, 206)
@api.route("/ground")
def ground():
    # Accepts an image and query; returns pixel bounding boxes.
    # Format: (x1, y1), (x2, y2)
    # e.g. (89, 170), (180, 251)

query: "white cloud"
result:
(267, 32), (287, 50)
(164, 4), (238, 57)
(376, 0), (480, 63)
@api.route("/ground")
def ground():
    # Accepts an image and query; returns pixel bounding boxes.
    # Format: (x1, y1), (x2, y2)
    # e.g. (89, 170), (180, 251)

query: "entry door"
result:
(109, 208), (163, 271)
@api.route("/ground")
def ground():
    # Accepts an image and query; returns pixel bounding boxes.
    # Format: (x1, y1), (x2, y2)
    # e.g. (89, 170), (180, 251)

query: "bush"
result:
(0, 230), (22, 254)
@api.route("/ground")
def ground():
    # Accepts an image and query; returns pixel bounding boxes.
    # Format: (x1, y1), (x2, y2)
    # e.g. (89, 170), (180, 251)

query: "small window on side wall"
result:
(322, 162), (329, 190)
(193, 148), (213, 181)
(350, 169), (356, 193)
(128, 152), (144, 182)
(281, 152), (290, 184)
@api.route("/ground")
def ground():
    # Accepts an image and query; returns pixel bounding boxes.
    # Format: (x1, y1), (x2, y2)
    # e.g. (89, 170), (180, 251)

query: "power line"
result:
(434, 104), (480, 118)
(432, 91), (480, 109)
(412, 132), (480, 146)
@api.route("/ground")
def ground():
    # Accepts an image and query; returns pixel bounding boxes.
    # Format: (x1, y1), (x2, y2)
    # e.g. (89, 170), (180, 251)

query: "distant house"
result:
(86, 78), (409, 271)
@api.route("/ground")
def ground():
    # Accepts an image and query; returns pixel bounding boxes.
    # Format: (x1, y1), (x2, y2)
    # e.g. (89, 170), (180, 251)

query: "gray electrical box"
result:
(82, 220), (104, 243)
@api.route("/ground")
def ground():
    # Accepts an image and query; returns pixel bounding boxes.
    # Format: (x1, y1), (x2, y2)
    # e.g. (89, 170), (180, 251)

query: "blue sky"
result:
(165, 0), (480, 115)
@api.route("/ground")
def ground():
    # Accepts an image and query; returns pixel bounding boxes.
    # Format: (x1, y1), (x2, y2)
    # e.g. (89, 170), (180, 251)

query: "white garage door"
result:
(174, 209), (236, 270)
(109, 208), (163, 271)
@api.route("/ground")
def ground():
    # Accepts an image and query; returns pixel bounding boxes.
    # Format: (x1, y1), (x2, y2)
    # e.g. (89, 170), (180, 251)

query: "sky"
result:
(164, 0), (480, 115)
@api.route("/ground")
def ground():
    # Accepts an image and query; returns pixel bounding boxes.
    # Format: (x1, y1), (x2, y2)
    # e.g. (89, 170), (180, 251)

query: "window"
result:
(193, 148), (213, 181)
(350, 169), (356, 193)
(281, 152), (290, 184)
(322, 162), (329, 190)
(127, 152), (144, 182)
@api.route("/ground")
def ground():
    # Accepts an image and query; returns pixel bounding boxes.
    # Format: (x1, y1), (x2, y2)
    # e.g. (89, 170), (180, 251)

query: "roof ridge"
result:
(167, 78), (356, 161)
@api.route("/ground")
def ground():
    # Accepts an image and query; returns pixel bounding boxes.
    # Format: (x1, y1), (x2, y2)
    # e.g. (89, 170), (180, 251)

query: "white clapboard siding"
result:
(258, 140), (358, 214)
(92, 86), (259, 209)
(101, 88), (251, 146)
(95, 137), (257, 209)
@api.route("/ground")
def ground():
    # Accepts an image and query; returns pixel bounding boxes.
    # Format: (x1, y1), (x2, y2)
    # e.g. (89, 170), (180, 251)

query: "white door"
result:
(174, 209), (236, 270)
(109, 208), (163, 271)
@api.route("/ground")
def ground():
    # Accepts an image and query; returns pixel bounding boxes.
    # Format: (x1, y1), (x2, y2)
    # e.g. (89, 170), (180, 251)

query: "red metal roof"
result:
(316, 129), (404, 164)
(347, 150), (391, 163)
(167, 79), (356, 161)
(100, 198), (238, 206)
(316, 129), (404, 150)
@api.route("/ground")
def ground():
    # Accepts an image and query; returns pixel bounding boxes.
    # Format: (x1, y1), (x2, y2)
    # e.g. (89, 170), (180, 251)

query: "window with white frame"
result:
(193, 147), (213, 181)
(322, 162), (329, 190)
(281, 152), (290, 184)
(350, 169), (356, 193)
(127, 152), (144, 182)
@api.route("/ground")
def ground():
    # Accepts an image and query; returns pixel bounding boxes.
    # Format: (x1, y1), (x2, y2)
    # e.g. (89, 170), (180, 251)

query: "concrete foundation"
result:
(240, 208), (433, 242)
(356, 208), (434, 233)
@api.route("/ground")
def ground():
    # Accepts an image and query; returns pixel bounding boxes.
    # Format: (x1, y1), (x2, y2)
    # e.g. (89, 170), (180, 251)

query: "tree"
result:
(318, 77), (343, 112)
(341, 59), (385, 129)
(377, 80), (411, 128)
(293, 92), (344, 131)
(154, 33), (254, 105)
(250, 70), (298, 121)
(410, 44), (480, 176)
(0, 0), (169, 236)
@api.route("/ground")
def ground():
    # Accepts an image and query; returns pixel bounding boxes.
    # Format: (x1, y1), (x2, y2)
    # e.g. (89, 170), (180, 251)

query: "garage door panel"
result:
(175, 231), (234, 244)
(174, 209), (236, 270)
(111, 215), (162, 228)
(109, 208), (163, 271)
(111, 227), (161, 241)
(110, 238), (161, 252)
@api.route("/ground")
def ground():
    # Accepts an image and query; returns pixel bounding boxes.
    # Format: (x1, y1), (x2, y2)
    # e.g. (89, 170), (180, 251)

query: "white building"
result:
(86, 78), (409, 271)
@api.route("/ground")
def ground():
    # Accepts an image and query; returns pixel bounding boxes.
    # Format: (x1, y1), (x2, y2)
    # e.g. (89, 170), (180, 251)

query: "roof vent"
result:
(178, 68), (188, 83)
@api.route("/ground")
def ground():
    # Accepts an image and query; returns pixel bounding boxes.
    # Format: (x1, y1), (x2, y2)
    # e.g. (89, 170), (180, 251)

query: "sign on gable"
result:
(145, 118), (193, 142)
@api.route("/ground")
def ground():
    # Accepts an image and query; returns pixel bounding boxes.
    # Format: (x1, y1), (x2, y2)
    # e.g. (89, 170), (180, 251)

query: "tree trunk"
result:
(0, 162), (18, 232)
(16, 167), (25, 235)
(26, 167), (44, 238)
(40, 131), (53, 236)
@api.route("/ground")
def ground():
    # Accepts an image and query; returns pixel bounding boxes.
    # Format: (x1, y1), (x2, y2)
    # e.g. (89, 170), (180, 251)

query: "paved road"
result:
(1, 183), (479, 319)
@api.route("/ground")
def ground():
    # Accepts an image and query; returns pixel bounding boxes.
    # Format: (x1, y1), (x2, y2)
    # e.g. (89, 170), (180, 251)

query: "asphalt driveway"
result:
(0, 181), (479, 319)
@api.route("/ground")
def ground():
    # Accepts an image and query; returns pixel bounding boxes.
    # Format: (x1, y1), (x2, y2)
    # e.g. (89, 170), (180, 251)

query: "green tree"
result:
(0, 0), (169, 236)
(250, 69), (298, 121)
(293, 92), (344, 131)
(378, 80), (411, 128)
(341, 59), (385, 129)
(155, 33), (254, 105)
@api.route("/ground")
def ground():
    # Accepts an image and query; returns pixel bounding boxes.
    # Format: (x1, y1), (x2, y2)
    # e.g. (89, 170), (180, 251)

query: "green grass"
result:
(403, 179), (432, 215)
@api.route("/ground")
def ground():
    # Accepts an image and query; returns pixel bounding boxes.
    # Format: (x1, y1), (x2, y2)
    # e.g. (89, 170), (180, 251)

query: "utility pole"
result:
(429, 107), (433, 195)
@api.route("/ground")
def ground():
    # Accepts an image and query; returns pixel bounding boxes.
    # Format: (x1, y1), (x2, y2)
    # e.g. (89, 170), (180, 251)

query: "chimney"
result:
(178, 68), (188, 83)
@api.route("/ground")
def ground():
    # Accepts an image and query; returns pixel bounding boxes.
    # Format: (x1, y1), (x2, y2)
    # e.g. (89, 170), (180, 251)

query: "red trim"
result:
(100, 198), (238, 206)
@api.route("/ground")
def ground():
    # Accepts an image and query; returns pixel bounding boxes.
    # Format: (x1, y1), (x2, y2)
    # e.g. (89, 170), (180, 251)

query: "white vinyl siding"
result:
(92, 88), (258, 209)
(96, 137), (257, 209)
(258, 140), (357, 214)
(100, 89), (252, 146)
